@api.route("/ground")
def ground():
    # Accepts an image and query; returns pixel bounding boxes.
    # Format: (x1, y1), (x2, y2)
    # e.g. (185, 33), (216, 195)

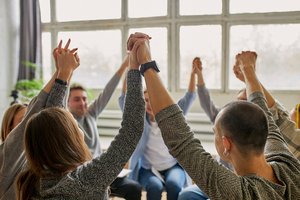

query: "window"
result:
(56, 0), (121, 21)
(180, 0), (222, 15)
(230, 0), (300, 13)
(58, 31), (122, 88)
(229, 24), (300, 90)
(180, 25), (222, 89)
(41, 1), (300, 93)
(128, 0), (167, 18)
(41, 32), (51, 82)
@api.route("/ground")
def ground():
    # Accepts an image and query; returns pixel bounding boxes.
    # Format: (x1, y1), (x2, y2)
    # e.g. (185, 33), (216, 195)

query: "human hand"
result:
(127, 32), (152, 69)
(192, 57), (202, 75)
(236, 51), (257, 72)
(53, 39), (79, 72)
(56, 40), (80, 81)
(127, 32), (151, 51)
(234, 51), (257, 81)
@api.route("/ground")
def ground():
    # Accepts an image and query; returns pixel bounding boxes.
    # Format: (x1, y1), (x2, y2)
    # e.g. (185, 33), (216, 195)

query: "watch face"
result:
(141, 61), (160, 76)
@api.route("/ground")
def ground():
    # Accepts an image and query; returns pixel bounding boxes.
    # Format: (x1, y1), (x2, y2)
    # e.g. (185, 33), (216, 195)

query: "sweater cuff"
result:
(248, 91), (264, 103)
(46, 82), (68, 107)
(155, 104), (182, 124)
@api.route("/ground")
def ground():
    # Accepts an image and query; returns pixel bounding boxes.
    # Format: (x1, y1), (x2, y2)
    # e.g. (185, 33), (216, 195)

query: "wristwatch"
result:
(55, 78), (68, 85)
(140, 61), (160, 77)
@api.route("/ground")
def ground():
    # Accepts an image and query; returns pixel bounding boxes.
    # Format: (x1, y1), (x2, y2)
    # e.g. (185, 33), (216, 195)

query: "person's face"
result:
(12, 107), (27, 129)
(144, 91), (153, 116)
(68, 89), (88, 117)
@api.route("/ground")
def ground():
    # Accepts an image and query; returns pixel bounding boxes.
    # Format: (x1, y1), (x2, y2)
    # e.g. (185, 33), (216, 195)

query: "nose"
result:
(79, 98), (86, 106)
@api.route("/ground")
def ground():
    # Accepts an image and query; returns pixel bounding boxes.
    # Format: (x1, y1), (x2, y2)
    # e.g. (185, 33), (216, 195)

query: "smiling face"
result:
(68, 89), (88, 118)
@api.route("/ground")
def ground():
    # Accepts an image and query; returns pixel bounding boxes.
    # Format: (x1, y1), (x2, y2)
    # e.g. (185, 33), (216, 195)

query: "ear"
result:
(222, 135), (232, 153)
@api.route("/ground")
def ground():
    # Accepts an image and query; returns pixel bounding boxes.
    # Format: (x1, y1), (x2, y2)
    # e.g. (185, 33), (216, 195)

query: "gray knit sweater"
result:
(157, 91), (300, 200)
(0, 82), (67, 200)
(31, 70), (145, 200)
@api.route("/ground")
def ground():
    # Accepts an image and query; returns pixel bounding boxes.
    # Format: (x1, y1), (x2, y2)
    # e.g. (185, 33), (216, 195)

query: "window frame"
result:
(42, 0), (300, 93)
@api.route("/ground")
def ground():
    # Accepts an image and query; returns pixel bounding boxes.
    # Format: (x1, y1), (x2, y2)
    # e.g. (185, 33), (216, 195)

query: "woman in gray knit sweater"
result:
(128, 32), (300, 199)
(16, 41), (145, 200)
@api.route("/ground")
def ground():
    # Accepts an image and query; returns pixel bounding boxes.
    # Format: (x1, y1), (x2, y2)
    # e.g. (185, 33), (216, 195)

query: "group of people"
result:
(0, 33), (299, 200)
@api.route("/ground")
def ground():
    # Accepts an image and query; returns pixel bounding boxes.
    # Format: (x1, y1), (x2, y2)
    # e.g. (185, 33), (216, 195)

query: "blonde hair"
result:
(16, 107), (92, 200)
(1, 103), (27, 142)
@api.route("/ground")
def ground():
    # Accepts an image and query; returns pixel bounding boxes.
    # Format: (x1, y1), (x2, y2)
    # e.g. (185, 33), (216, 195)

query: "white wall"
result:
(0, 0), (20, 121)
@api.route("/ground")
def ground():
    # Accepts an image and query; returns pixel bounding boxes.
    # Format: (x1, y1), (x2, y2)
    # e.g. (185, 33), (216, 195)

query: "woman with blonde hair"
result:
(1, 103), (27, 142)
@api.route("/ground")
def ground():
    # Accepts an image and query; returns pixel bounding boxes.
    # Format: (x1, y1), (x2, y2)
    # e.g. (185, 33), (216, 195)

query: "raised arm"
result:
(126, 33), (244, 199)
(77, 39), (145, 190)
(236, 51), (290, 155)
(0, 40), (79, 199)
(88, 55), (129, 118)
(177, 58), (197, 115)
(46, 39), (79, 108)
(194, 57), (220, 123)
(118, 70), (128, 112)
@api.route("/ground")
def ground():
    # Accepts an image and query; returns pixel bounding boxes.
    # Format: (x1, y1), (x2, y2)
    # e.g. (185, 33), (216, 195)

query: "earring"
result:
(223, 149), (229, 157)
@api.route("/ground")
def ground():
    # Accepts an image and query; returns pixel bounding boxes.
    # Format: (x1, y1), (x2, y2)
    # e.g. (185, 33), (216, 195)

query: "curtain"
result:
(18, 0), (42, 81)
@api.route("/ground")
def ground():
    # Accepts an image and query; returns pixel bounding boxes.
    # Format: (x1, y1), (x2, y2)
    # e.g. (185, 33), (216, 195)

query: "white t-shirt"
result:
(141, 121), (177, 171)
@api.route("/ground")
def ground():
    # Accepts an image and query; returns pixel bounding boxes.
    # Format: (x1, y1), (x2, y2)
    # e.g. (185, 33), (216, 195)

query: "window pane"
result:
(129, 27), (168, 86)
(42, 32), (52, 83)
(39, 0), (50, 22)
(229, 24), (300, 90)
(56, 0), (121, 21)
(180, 26), (222, 89)
(180, 0), (222, 15)
(58, 30), (122, 88)
(128, 0), (167, 18)
(230, 0), (300, 13)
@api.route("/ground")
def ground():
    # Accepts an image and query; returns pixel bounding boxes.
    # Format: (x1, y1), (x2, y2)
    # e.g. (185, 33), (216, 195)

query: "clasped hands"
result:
(127, 32), (152, 70)
(233, 51), (257, 82)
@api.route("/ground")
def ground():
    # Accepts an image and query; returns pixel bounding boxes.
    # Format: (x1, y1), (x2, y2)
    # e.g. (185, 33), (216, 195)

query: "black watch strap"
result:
(55, 78), (68, 86)
(140, 61), (160, 76)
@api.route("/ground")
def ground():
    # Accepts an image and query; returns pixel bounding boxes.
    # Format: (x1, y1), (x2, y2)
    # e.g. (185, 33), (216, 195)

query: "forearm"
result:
(197, 72), (205, 86)
(45, 81), (68, 108)
(144, 69), (174, 115)
(43, 71), (58, 94)
(188, 73), (196, 92)
(243, 67), (263, 98)
(197, 85), (219, 123)
(116, 61), (128, 77)
(261, 84), (275, 108)
(79, 70), (145, 189)
(248, 92), (289, 154)
(88, 73), (120, 117)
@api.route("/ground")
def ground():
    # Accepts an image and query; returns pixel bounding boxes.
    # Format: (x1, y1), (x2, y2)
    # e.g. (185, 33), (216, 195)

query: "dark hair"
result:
(70, 83), (86, 93)
(16, 107), (92, 200)
(218, 101), (268, 155)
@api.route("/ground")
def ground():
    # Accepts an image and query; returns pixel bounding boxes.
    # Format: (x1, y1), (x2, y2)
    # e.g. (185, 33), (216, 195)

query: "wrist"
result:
(55, 78), (68, 85)
(57, 70), (72, 82)
(140, 61), (159, 76)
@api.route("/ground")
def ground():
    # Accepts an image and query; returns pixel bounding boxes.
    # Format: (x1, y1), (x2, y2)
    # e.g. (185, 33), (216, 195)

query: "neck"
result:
(232, 153), (278, 183)
(148, 112), (155, 122)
